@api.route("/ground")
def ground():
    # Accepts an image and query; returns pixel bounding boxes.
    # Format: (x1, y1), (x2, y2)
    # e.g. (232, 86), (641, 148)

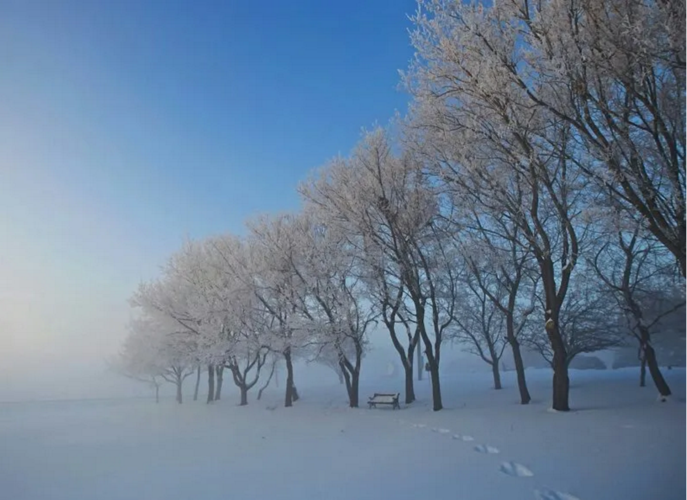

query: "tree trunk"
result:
(193, 365), (201, 401)
(207, 363), (215, 404)
(428, 363), (442, 411)
(176, 378), (183, 404)
(415, 305), (442, 410)
(239, 386), (248, 406)
(418, 319), (442, 411)
(487, 343), (502, 390)
(644, 343), (671, 397)
(417, 344), (423, 381)
(544, 306), (570, 411)
(491, 361), (502, 390)
(639, 351), (647, 387)
(338, 369), (344, 384)
(349, 370), (359, 408)
(509, 337), (531, 404)
(340, 362), (359, 408)
(385, 320), (416, 404)
(258, 362), (276, 401)
(404, 364), (415, 404)
(215, 366), (224, 401)
(284, 348), (295, 407)
(551, 351), (570, 412)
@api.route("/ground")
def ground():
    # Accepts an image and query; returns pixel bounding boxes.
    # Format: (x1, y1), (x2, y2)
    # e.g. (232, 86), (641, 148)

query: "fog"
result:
(0, 164), (478, 403)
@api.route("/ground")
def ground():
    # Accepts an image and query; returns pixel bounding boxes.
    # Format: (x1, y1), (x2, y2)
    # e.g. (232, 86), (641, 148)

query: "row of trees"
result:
(116, 0), (684, 411)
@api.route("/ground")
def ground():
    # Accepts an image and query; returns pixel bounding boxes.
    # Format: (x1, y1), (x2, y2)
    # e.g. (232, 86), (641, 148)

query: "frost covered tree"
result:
(132, 238), (240, 404)
(451, 254), (509, 391)
(113, 321), (167, 403)
(242, 220), (310, 407)
(404, 0), (606, 411)
(301, 129), (461, 411)
(453, 216), (538, 403)
(121, 315), (195, 404)
(259, 211), (374, 408)
(591, 221), (684, 397)
(408, 0), (685, 276)
(310, 341), (351, 385)
(526, 276), (625, 370)
(299, 131), (421, 404)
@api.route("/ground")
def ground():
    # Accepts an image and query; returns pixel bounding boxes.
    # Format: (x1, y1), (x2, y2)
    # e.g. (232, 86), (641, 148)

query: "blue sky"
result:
(0, 0), (417, 398)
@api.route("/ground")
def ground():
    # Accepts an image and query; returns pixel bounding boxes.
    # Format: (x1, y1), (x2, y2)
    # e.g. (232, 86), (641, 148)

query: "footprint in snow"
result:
(534, 488), (580, 500)
(416, 423), (427, 428)
(499, 461), (534, 477)
(451, 434), (475, 442)
(473, 444), (500, 454)
(431, 428), (451, 434)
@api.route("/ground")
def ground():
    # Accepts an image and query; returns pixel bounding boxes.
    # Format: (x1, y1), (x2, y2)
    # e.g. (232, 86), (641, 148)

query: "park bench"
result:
(368, 392), (400, 410)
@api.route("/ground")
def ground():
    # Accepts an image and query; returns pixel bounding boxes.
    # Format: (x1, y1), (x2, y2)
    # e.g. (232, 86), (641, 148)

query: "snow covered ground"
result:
(0, 367), (684, 500)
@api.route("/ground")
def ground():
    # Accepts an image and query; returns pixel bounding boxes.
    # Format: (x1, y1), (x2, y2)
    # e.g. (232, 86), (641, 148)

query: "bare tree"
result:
(591, 224), (685, 396)
(300, 133), (425, 404)
(405, 1), (599, 410)
(447, 208), (538, 403)
(257, 212), (374, 408)
(526, 276), (624, 369)
(408, 0), (685, 275)
(110, 330), (165, 404)
(193, 365), (201, 402)
(301, 130), (458, 411)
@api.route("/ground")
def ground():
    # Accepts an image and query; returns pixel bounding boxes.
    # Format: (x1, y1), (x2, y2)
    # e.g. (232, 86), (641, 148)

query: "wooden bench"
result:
(368, 393), (400, 410)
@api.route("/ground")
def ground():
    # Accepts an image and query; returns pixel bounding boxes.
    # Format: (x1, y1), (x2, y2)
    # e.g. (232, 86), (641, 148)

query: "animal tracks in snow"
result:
(455, 434), (474, 441)
(534, 488), (581, 500)
(431, 427), (451, 434)
(402, 420), (578, 499)
(473, 444), (500, 454)
(500, 461), (534, 477)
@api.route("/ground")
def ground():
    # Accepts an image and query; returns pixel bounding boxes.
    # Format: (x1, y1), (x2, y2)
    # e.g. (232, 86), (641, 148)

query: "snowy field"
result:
(1, 368), (684, 500)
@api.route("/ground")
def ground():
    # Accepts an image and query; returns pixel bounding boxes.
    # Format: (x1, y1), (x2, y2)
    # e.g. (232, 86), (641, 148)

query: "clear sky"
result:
(0, 0), (417, 400)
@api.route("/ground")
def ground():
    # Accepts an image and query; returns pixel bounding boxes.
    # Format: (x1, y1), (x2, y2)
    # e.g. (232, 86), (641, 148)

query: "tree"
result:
(132, 238), (238, 405)
(405, 1), (597, 410)
(309, 339), (355, 385)
(257, 356), (280, 400)
(193, 365), (201, 402)
(123, 315), (195, 404)
(264, 211), (374, 408)
(456, 217), (538, 403)
(591, 223), (685, 396)
(526, 276), (625, 369)
(195, 235), (274, 407)
(451, 257), (509, 391)
(301, 129), (459, 411)
(239, 224), (306, 407)
(299, 132), (423, 404)
(409, 0), (685, 275)
(112, 323), (166, 403)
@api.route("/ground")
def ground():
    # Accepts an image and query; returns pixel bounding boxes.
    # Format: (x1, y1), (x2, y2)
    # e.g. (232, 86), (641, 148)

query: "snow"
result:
(0, 368), (684, 500)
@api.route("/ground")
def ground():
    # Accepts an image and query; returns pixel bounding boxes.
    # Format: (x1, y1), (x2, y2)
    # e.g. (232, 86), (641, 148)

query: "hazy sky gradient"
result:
(0, 0), (417, 400)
